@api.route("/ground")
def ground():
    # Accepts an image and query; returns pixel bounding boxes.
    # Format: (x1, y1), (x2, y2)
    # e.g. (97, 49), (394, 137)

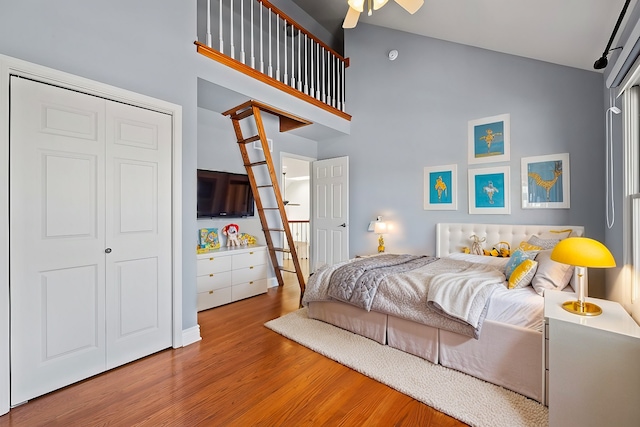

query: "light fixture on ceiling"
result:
(343, 0), (425, 29)
(593, 0), (630, 70)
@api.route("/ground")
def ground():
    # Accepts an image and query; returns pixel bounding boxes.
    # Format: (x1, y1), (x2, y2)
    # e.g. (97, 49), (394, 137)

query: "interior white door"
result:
(311, 156), (349, 271)
(10, 77), (108, 404)
(9, 77), (172, 404)
(104, 101), (172, 369)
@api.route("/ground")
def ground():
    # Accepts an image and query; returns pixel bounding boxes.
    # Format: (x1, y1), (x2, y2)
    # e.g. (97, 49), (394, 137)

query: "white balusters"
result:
(240, 0), (245, 63)
(250, 0), (255, 68)
(284, 19), (289, 85)
(267, 7), (272, 77)
(207, 0), (212, 47)
(205, 0), (347, 112)
(218, 0), (223, 53)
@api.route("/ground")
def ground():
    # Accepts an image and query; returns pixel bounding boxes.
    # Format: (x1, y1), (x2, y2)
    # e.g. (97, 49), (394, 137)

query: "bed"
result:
(302, 223), (585, 404)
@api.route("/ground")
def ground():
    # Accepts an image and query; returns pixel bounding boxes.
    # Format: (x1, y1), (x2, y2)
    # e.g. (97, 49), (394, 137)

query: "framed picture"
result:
(424, 164), (457, 210)
(468, 166), (511, 214)
(468, 113), (510, 164)
(521, 153), (570, 209)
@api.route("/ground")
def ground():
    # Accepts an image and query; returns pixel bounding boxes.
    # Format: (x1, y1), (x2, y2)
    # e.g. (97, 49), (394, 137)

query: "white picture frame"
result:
(424, 164), (458, 210)
(468, 113), (510, 164)
(468, 166), (511, 215)
(521, 153), (570, 209)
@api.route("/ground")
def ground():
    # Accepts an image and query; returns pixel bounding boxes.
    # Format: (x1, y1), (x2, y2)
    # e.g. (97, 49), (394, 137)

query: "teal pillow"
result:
(504, 248), (533, 279)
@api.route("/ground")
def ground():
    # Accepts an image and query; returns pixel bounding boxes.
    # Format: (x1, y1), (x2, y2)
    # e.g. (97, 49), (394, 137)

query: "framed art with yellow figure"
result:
(424, 164), (457, 210)
(521, 153), (570, 209)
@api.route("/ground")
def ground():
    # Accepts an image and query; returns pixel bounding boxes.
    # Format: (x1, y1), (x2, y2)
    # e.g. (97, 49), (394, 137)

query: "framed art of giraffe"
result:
(521, 153), (570, 209)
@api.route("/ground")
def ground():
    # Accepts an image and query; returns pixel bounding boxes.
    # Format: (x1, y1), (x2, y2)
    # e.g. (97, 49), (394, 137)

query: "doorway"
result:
(280, 153), (313, 275)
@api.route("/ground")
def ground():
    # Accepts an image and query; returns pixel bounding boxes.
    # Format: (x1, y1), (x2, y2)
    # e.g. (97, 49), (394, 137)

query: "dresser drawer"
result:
(197, 286), (232, 311)
(197, 255), (232, 276)
(196, 270), (232, 293)
(233, 264), (268, 285)
(232, 249), (267, 270)
(232, 278), (267, 301)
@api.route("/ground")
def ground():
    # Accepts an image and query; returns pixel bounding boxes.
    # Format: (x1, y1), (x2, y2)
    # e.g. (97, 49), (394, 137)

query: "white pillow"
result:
(531, 249), (574, 296)
(447, 252), (510, 268)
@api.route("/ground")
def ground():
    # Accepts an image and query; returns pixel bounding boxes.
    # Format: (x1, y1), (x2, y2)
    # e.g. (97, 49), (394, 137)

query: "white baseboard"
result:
(267, 277), (278, 288)
(182, 324), (202, 346)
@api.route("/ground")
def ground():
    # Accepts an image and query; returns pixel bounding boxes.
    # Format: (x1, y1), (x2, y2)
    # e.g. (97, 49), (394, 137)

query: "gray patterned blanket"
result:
(328, 254), (437, 311)
(303, 256), (505, 339)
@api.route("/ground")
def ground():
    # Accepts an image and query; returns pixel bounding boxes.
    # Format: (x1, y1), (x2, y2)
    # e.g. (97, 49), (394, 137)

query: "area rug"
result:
(265, 308), (548, 427)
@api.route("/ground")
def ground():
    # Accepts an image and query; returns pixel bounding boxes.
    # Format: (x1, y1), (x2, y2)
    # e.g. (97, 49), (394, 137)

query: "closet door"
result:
(9, 77), (173, 404)
(104, 101), (172, 368)
(10, 77), (107, 404)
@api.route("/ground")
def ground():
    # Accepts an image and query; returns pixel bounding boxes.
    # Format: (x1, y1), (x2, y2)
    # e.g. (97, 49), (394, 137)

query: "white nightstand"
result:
(544, 290), (640, 427)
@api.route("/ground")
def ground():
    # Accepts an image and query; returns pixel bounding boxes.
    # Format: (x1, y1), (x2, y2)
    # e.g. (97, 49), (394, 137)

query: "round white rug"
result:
(265, 308), (548, 427)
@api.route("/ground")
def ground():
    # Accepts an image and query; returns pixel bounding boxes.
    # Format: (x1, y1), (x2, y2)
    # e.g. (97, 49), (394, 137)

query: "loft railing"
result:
(196, 0), (350, 118)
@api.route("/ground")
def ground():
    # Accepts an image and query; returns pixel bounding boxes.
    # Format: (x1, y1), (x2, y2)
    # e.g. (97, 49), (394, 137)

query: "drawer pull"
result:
(249, 281), (254, 285)
(250, 266), (254, 269)
(209, 274), (214, 277)
(208, 290), (213, 294)
(209, 257), (214, 261)
(250, 251), (254, 254)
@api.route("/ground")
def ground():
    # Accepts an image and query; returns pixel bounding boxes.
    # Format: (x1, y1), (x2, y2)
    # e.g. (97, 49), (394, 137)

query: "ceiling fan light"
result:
(343, 6), (361, 28)
(347, 0), (365, 13)
(373, 0), (389, 10)
(394, 0), (424, 14)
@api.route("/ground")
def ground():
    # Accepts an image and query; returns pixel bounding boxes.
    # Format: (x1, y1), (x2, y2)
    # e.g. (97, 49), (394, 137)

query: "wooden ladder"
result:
(222, 100), (309, 296)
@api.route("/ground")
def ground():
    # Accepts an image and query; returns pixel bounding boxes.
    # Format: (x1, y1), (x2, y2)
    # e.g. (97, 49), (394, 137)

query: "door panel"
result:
(10, 77), (173, 404)
(105, 101), (172, 369)
(312, 157), (349, 270)
(10, 77), (107, 405)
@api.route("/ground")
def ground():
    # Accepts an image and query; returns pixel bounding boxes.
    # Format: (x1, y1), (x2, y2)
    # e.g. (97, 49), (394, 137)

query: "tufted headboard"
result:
(436, 223), (585, 257)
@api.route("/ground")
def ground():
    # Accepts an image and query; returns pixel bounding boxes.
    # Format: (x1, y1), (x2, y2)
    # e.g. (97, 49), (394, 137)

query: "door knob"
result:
(105, 248), (112, 254)
(339, 223), (346, 227)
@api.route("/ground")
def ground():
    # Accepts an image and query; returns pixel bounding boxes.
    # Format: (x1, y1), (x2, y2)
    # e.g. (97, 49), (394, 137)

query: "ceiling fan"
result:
(343, 0), (425, 29)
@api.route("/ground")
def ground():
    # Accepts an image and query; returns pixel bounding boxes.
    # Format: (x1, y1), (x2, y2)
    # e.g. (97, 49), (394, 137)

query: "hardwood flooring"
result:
(0, 260), (467, 426)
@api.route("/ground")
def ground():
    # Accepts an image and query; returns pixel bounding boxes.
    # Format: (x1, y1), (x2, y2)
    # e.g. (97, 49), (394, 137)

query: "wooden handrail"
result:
(196, 42), (352, 121)
(256, 0), (349, 66)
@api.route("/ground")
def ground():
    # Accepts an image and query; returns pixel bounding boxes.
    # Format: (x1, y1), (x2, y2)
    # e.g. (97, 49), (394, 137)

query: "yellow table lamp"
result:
(550, 237), (616, 316)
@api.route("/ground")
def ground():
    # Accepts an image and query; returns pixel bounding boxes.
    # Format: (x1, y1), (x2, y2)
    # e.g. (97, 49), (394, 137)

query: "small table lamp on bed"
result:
(550, 237), (616, 316)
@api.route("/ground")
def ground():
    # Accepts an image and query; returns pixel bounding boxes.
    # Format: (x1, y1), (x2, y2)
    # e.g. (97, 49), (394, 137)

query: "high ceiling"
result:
(290, 0), (634, 71)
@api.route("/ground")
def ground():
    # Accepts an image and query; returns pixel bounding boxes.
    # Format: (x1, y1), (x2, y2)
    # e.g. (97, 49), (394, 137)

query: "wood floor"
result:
(0, 260), (467, 426)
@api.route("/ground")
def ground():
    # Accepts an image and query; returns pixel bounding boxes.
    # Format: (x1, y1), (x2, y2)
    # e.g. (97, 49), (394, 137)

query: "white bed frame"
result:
(307, 223), (584, 403)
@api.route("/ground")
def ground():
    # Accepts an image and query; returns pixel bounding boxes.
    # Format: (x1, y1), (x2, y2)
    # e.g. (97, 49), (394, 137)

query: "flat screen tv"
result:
(197, 169), (255, 218)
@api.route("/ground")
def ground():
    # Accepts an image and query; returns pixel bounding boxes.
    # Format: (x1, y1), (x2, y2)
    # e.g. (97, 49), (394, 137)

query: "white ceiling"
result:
(291, 0), (634, 71)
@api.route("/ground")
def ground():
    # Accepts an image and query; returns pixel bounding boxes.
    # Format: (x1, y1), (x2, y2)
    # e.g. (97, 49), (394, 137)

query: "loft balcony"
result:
(196, 0), (351, 122)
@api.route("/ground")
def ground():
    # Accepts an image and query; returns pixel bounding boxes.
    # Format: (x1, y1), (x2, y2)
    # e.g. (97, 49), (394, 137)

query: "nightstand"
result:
(544, 290), (640, 426)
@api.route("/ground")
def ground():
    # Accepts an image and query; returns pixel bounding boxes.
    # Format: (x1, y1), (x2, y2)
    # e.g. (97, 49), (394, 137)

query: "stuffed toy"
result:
(222, 223), (240, 247)
(470, 234), (486, 255)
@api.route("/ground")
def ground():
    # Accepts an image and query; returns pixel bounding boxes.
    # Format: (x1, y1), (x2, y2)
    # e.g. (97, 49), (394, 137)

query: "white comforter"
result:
(303, 257), (507, 339)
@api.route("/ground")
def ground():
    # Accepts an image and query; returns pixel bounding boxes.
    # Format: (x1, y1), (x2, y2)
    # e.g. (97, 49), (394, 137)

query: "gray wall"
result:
(0, 0), (331, 332)
(0, 0), (201, 330)
(318, 24), (607, 292)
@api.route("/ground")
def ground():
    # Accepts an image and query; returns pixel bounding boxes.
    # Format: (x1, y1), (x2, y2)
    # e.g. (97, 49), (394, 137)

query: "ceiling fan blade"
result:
(343, 6), (361, 28)
(394, 0), (424, 14)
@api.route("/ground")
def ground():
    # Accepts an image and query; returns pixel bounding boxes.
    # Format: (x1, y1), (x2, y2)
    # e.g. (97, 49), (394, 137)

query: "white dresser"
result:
(196, 245), (268, 311)
(544, 290), (640, 426)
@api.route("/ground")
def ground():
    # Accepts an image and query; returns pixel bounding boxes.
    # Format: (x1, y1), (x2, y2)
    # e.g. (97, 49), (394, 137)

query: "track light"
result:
(593, 0), (630, 70)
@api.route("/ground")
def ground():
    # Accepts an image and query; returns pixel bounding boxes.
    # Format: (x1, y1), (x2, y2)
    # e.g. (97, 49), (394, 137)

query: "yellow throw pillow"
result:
(508, 259), (539, 289)
(519, 241), (543, 252)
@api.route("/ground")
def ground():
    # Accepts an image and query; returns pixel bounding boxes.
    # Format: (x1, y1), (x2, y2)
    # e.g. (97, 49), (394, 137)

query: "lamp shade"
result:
(374, 221), (387, 234)
(550, 237), (616, 268)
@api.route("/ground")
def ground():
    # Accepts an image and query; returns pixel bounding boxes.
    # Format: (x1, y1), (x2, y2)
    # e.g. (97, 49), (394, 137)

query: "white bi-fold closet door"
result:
(9, 76), (172, 405)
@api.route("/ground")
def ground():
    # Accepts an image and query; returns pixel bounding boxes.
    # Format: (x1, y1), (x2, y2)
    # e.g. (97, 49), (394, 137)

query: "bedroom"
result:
(0, 0), (639, 424)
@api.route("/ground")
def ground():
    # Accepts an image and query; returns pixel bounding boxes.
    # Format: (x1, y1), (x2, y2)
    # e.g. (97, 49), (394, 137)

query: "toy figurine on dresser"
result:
(222, 223), (240, 247)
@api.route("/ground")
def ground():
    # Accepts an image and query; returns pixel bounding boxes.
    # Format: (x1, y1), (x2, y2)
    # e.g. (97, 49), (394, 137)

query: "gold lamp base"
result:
(562, 300), (602, 316)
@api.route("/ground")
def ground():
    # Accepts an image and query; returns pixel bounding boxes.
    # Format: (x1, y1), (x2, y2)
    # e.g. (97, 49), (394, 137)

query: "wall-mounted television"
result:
(197, 169), (255, 218)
